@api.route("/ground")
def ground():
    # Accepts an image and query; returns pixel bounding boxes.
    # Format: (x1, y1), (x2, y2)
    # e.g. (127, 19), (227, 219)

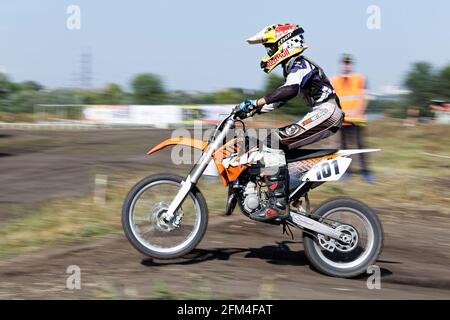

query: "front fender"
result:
(147, 137), (208, 155)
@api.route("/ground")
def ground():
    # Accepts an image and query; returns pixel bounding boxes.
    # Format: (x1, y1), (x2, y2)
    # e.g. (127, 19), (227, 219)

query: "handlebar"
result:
(231, 105), (241, 116)
(232, 105), (247, 120)
(209, 105), (244, 143)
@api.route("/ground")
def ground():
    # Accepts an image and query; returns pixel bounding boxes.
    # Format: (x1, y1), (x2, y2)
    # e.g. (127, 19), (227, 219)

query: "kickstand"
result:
(282, 221), (294, 240)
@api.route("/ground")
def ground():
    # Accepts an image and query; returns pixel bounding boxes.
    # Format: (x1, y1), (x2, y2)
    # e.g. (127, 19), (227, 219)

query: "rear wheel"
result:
(122, 174), (208, 259)
(303, 198), (383, 278)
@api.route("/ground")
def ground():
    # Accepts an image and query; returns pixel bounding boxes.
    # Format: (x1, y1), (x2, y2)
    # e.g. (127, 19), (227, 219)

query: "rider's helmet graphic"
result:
(246, 23), (308, 73)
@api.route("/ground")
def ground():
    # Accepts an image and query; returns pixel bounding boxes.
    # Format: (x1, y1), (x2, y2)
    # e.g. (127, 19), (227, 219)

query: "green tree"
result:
(264, 73), (285, 93)
(0, 76), (46, 112)
(19, 80), (44, 92)
(0, 76), (43, 112)
(43, 89), (83, 105)
(131, 73), (166, 104)
(0, 73), (12, 100)
(404, 62), (437, 116)
(404, 62), (450, 116)
(79, 90), (103, 105)
(434, 65), (450, 101)
(77, 85), (126, 105)
(212, 88), (248, 104)
(101, 83), (126, 104)
(166, 90), (210, 104)
(7, 90), (43, 113)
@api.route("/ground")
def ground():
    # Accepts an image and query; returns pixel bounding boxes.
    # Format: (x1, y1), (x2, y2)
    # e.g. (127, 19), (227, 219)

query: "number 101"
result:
(316, 160), (340, 180)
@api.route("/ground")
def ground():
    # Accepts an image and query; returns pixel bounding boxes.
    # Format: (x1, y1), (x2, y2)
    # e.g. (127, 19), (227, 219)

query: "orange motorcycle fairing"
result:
(213, 158), (249, 186)
(147, 137), (208, 155)
(147, 136), (255, 187)
(212, 137), (253, 186)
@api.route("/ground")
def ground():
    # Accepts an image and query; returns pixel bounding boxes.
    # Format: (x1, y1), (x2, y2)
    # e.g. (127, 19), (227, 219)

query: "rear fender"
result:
(336, 149), (380, 157)
(302, 149), (380, 182)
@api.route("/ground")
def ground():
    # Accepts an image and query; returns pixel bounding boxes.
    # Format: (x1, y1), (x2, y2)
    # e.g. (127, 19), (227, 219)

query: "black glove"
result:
(233, 105), (256, 120)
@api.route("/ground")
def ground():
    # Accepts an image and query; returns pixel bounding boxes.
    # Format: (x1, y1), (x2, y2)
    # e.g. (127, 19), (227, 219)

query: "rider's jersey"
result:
(261, 55), (338, 112)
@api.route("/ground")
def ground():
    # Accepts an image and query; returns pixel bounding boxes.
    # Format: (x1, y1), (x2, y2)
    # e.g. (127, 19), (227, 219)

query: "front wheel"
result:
(303, 197), (384, 278)
(122, 174), (208, 259)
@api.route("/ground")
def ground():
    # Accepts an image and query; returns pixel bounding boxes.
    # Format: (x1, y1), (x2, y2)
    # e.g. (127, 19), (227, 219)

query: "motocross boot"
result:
(249, 166), (290, 222)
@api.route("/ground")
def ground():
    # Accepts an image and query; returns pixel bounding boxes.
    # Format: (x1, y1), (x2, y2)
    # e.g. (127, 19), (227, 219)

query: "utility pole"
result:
(79, 50), (93, 88)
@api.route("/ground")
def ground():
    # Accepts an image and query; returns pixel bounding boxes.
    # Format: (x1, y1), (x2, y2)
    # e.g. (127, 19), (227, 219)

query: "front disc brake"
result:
(150, 202), (183, 232)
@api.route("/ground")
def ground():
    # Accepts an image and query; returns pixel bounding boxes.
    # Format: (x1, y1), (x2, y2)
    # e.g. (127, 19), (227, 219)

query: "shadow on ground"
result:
(141, 240), (393, 280)
(141, 240), (308, 267)
(0, 153), (13, 157)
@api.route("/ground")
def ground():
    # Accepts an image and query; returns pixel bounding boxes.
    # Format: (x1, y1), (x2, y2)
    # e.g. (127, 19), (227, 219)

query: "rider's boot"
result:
(249, 166), (290, 222)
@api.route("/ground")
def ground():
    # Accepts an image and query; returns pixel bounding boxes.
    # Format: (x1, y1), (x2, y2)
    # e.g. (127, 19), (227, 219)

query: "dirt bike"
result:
(122, 107), (384, 278)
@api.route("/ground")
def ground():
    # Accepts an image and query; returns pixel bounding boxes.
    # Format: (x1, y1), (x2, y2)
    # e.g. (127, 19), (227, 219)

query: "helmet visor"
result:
(264, 43), (278, 57)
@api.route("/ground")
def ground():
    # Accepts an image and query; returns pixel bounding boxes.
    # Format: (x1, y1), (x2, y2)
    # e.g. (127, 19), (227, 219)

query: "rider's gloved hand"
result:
(233, 106), (255, 120)
(239, 99), (258, 113)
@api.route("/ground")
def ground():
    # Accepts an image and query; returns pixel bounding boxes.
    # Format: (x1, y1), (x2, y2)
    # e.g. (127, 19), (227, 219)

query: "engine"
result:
(242, 181), (260, 212)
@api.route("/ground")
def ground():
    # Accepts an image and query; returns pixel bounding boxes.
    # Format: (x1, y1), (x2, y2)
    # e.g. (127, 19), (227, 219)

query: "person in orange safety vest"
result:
(331, 54), (374, 183)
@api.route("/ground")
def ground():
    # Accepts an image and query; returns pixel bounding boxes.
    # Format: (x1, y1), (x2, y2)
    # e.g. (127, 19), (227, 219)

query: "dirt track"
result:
(1, 212), (449, 299)
(0, 130), (449, 299)
(0, 129), (176, 206)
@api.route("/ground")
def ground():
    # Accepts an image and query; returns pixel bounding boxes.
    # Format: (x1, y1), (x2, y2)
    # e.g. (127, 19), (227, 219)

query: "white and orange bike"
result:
(122, 108), (383, 278)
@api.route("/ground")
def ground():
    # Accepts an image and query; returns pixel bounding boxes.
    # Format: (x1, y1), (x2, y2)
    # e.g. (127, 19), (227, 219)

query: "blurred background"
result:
(0, 0), (449, 299)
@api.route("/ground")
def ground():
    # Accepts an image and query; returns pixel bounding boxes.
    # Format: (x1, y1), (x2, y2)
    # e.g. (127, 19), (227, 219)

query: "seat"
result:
(285, 149), (338, 163)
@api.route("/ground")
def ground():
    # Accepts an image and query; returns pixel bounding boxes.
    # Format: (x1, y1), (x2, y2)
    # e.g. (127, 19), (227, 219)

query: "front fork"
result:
(163, 119), (235, 221)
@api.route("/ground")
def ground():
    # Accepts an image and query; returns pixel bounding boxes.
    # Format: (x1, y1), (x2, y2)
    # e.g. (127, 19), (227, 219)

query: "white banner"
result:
(129, 105), (182, 127)
(82, 104), (237, 127)
(83, 105), (130, 124)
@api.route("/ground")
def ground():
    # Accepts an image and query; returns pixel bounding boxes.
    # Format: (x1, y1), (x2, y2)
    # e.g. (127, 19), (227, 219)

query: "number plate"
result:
(302, 157), (352, 181)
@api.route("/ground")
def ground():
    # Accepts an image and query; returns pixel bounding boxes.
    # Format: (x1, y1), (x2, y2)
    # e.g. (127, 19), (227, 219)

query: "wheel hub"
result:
(335, 224), (359, 252)
(317, 224), (359, 253)
(150, 202), (183, 232)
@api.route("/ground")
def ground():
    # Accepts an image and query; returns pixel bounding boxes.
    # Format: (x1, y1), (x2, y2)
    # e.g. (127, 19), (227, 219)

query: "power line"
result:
(79, 50), (93, 88)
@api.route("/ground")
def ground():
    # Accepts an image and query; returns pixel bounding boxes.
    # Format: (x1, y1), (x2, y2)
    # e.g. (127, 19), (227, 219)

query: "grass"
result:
(150, 274), (221, 300)
(88, 274), (277, 299)
(87, 273), (230, 300)
(0, 118), (448, 259)
(0, 112), (36, 123)
(0, 179), (130, 258)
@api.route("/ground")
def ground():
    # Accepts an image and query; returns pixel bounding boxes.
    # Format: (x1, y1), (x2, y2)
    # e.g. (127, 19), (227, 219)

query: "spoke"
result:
(137, 225), (155, 235)
(129, 181), (200, 251)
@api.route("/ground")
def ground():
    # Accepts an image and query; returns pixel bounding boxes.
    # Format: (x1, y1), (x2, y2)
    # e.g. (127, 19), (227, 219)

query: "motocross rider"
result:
(236, 24), (344, 222)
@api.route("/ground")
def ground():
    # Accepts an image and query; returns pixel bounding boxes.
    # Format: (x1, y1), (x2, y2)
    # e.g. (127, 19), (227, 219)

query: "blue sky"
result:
(0, 0), (449, 92)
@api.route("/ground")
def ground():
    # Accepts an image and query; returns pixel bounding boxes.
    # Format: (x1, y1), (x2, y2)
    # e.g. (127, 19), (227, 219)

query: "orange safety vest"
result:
(331, 74), (367, 126)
